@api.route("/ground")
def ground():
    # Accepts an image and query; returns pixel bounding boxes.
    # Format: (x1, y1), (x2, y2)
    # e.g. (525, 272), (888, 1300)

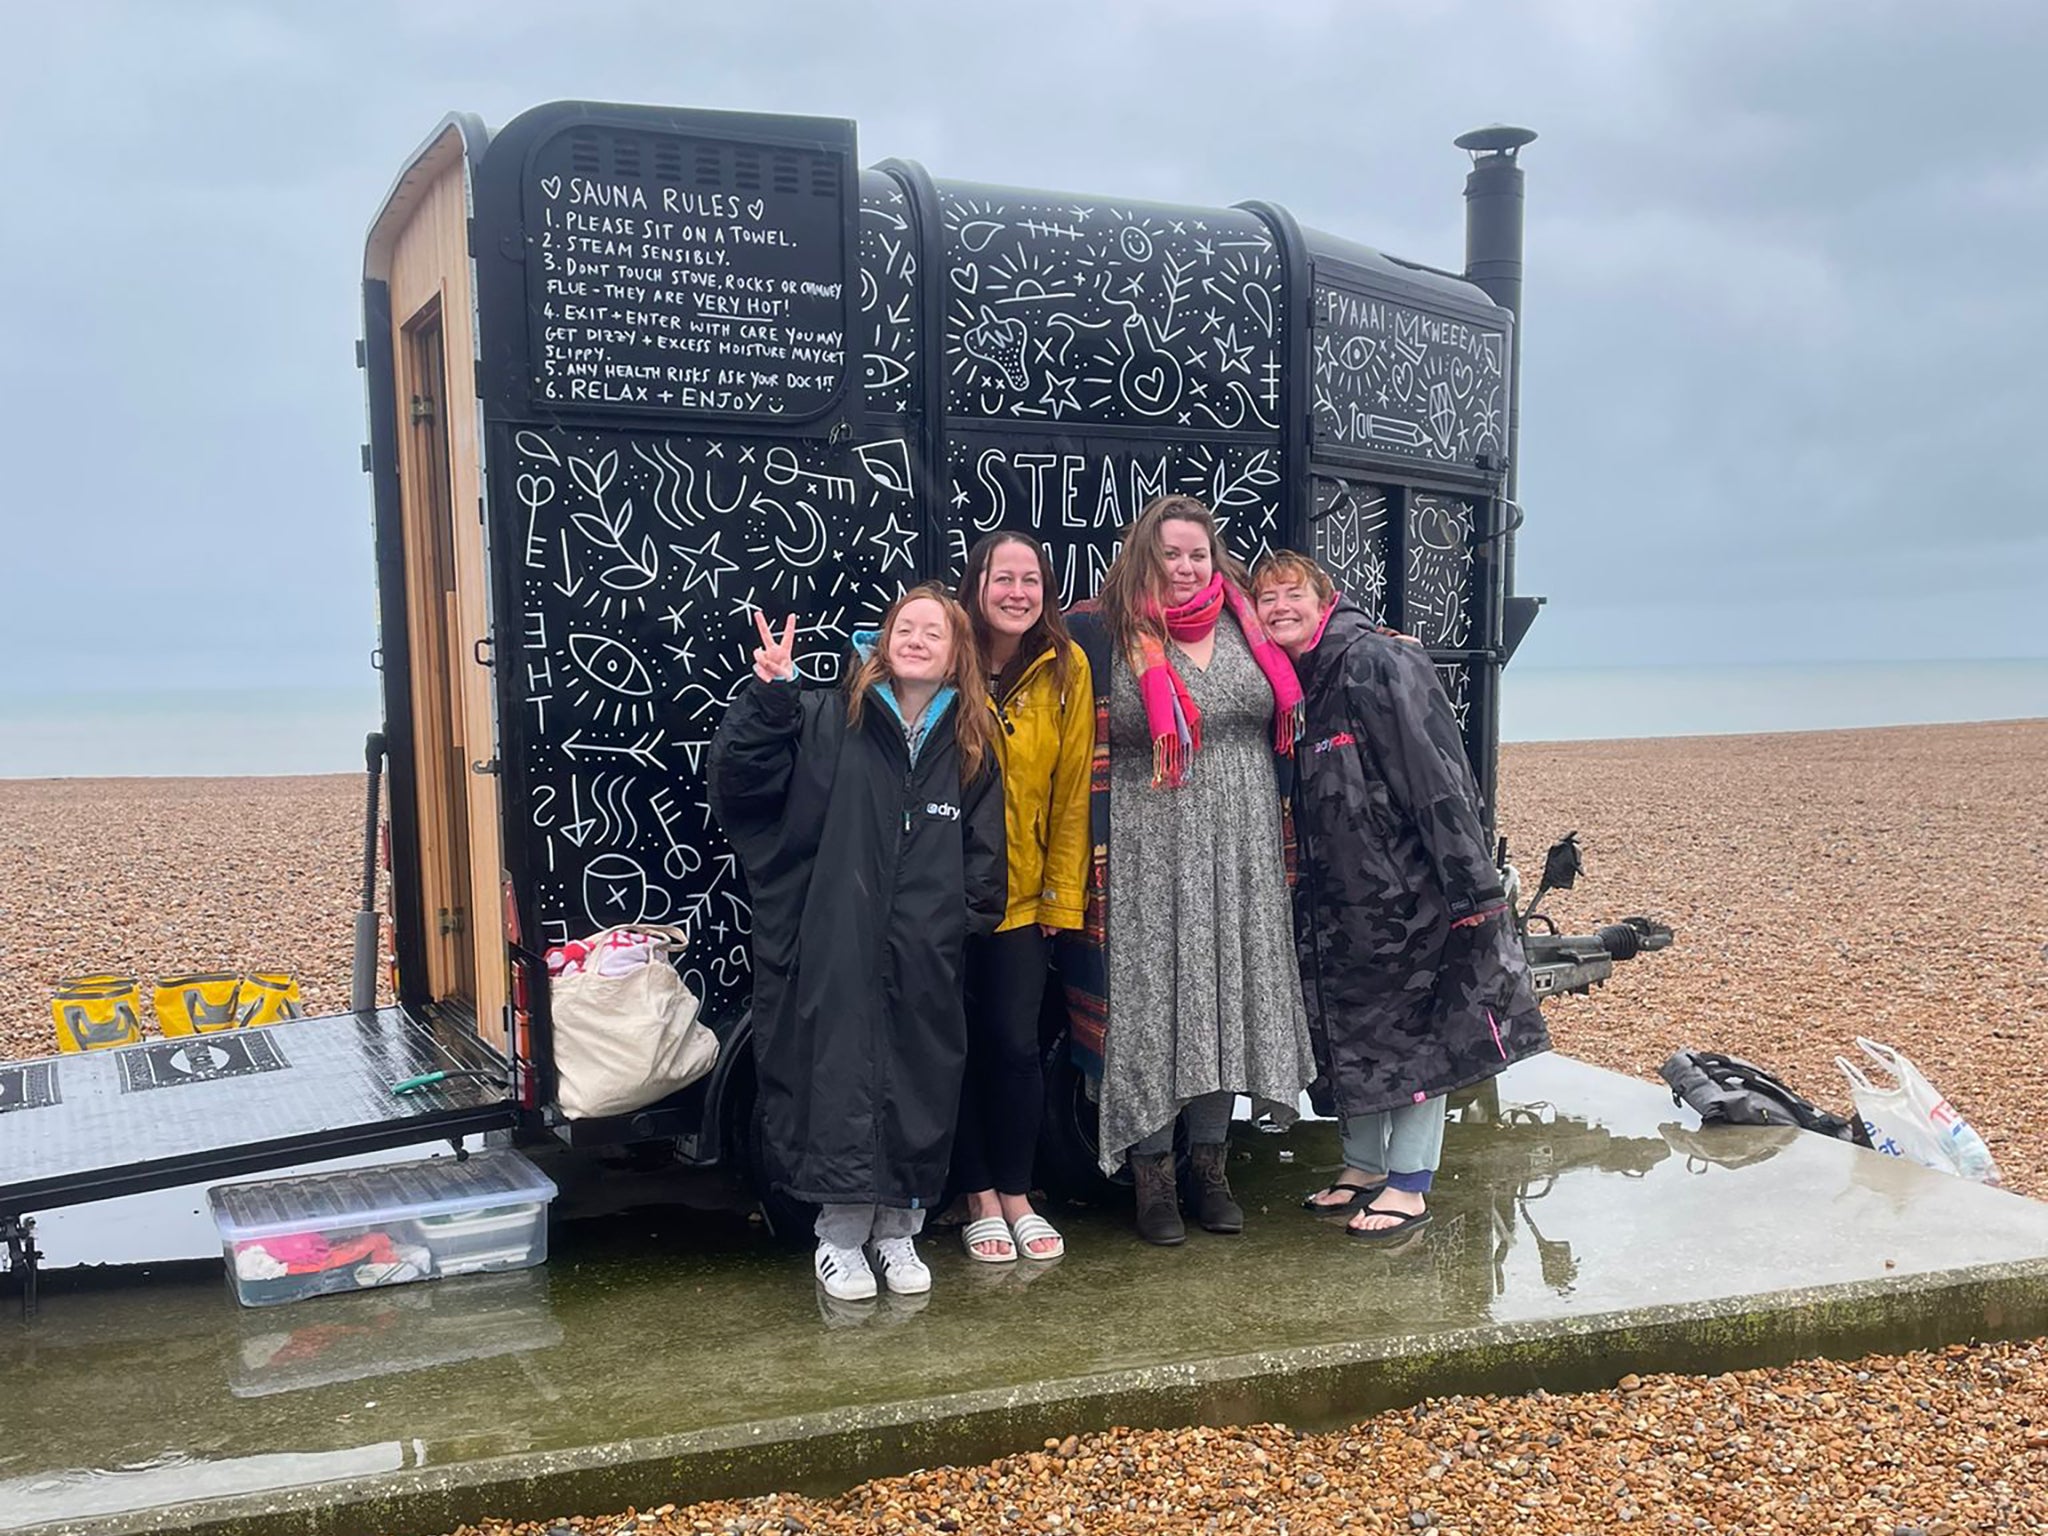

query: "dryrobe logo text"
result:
(1312, 732), (1358, 755)
(924, 802), (961, 821)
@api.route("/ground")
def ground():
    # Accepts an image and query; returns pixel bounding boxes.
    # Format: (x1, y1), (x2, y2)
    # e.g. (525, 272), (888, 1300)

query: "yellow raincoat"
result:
(991, 640), (1095, 932)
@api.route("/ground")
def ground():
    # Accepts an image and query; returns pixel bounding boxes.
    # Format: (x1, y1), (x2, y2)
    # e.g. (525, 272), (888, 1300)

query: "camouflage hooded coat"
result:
(1290, 600), (1548, 1120)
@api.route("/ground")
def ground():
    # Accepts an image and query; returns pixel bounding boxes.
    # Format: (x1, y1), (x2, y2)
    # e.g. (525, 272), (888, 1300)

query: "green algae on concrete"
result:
(7, 1055), (2048, 1536)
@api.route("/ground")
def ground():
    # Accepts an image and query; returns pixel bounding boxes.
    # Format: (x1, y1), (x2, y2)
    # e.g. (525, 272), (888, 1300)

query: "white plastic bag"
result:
(548, 924), (717, 1120)
(1835, 1036), (1999, 1184)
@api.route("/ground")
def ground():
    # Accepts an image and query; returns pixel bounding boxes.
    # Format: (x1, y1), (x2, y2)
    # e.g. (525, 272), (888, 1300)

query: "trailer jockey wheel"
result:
(4, 1215), (41, 1321)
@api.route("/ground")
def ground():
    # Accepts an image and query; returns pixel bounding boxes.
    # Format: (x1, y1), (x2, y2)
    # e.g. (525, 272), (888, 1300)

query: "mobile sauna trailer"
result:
(363, 99), (1601, 1160)
(2, 100), (1658, 1306)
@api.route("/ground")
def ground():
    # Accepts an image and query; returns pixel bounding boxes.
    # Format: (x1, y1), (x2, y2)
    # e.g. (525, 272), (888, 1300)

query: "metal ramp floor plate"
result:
(0, 1009), (516, 1218)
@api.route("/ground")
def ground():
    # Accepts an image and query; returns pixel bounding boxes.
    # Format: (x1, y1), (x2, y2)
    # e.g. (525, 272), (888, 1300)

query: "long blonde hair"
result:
(1094, 496), (1252, 666)
(845, 583), (998, 783)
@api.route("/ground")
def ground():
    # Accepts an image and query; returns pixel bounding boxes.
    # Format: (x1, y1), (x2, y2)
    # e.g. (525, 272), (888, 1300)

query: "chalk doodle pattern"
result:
(945, 440), (1285, 603)
(1311, 286), (1508, 469)
(1310, 477), (1394, 626)
(1408, 492), (1478, 743)
(859, 171), (920, 417)
(1405, 494), (1476, 650)
(1311, 476), (1475, 743)
(508, 423), (916, 1021)
(938, 188), (1285, 433)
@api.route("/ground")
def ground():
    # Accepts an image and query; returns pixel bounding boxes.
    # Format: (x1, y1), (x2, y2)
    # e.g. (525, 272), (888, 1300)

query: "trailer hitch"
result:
(3, 1214), (42, 1321)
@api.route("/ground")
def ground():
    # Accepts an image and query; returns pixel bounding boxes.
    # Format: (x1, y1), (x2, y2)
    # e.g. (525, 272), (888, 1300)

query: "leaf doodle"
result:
(568, 450), (620, 500)
(570, 499), (659, 592)
(516, 430), (562, 466)
(1207, 448), (1281, 511)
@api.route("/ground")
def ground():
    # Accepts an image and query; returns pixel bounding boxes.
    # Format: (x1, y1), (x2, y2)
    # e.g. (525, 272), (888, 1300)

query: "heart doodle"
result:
(950, 262), (980, 295)
(746, 199), (766, 221)
(1451, 361), (1476, 398)
(1391, 361), (1415, 400)
(1132, 367), (1168, 406)
(539, 176), (562, 201)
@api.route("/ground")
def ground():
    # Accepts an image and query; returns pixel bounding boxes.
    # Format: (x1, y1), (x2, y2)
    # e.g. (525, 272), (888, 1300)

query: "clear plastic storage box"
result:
(207, 1149), (557, 1308)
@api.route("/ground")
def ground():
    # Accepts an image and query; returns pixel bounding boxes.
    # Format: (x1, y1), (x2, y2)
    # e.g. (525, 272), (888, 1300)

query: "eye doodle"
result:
(567, 632), (655, 697)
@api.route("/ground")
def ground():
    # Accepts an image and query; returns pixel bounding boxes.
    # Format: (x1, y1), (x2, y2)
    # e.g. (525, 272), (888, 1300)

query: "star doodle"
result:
(1213, 324), (1253, 377)
(868, 510), (919, 573)
(668, 530), (739, 595)
(658, 605), (690, 633)
(1039, 372), (1082, 420)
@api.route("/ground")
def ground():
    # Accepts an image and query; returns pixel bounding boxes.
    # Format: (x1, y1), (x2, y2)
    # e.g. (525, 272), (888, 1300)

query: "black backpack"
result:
(1658, 1049), (1869, 1145)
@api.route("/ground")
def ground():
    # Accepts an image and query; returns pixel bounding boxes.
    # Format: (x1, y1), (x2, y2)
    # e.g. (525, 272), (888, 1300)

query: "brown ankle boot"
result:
(1188, 1141), (1244, 1234)
(1130, 1151), (1186, 1246)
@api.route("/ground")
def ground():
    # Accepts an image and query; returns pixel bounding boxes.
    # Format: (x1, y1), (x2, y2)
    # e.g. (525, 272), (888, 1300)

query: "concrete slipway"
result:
(5, 1054), (2047, 1536)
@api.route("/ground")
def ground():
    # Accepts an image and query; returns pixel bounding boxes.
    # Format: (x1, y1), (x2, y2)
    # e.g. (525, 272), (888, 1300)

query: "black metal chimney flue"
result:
(1455, 123), (1536, 598)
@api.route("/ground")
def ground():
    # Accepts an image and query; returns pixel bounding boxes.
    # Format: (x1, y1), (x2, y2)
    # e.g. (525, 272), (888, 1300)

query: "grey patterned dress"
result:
(1099, 614), (1316, 1170)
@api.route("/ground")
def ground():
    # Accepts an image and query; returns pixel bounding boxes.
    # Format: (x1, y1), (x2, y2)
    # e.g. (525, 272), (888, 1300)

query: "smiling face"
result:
(978, 538), (1045, 640)
(885, 595), (954, 685)
(1158, 517), (1215, 606)
(1254, 575), (1325, 655)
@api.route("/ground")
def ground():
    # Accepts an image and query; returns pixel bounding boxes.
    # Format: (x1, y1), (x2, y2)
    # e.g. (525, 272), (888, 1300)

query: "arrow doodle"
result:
(551, 530), (583, 598)
(559, 777), (599, 848)
(561, 729), (668, 769)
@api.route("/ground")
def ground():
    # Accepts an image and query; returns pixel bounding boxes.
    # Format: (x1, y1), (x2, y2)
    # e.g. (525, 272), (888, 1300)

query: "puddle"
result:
(4, 1057), (2044, 1532)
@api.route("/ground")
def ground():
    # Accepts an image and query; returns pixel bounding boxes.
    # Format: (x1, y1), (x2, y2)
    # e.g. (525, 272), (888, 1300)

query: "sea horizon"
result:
(3, 658), (2046, 779)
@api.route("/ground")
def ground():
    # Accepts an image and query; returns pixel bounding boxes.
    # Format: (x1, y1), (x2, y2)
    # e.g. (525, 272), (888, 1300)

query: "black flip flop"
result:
(1301, 1179), (1388, 1213)
(1346, 1203), (1432, 1241)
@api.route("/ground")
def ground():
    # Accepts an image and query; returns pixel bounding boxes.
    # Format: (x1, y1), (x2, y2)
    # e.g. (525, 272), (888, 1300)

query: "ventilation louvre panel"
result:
(559, 127), (841, 199)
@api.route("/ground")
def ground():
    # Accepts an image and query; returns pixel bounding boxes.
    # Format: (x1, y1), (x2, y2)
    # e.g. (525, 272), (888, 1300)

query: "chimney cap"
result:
(1454, 124), (1538, 158)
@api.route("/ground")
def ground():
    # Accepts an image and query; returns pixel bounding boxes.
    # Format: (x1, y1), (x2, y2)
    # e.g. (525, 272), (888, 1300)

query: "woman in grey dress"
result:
(1063, 496), (1316, 1245)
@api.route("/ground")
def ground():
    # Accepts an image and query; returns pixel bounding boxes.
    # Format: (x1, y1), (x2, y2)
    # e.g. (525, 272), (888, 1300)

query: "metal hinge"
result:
(437, 906), (467, 937)
(409, 393), (436, 424)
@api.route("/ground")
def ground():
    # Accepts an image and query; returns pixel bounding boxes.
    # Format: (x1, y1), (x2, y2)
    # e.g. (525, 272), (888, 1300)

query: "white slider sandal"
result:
(962, 1215), (1017, 1263)
(1009, 1212), (1066, 1261)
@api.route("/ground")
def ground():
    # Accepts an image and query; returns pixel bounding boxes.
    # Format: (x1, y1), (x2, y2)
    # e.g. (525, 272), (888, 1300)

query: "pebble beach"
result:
(4, 717), (2045, 1533)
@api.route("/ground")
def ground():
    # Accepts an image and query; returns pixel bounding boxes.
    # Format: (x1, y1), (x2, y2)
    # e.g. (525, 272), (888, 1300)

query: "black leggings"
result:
(952, 924), (1048, 1196)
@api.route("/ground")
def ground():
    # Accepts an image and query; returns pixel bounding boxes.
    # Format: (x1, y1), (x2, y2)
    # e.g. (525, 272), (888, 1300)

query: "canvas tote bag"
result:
(550, 925), (717, 1120)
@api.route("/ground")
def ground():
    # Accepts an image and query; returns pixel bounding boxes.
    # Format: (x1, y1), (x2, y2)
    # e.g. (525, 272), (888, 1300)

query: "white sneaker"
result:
(868, 1235), (933, 1295)
(814, 1241), (877, 1301)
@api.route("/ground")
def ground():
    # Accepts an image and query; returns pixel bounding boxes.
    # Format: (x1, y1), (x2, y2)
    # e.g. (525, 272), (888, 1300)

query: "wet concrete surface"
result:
(6, 1054), (2048, 1535)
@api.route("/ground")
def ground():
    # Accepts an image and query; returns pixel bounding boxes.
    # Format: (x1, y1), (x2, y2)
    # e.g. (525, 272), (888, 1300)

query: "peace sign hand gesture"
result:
(752, 612), (799, 683)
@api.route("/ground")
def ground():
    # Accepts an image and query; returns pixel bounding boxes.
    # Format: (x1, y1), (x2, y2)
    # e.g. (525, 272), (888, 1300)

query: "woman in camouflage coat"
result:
(1252, 551), (1548, 1239)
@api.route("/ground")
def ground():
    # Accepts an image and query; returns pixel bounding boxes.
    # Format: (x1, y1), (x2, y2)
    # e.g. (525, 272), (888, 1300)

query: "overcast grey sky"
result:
(2, 0), (2042, 697)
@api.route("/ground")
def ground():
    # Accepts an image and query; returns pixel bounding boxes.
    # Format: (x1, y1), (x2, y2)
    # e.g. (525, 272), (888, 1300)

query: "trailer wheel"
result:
(1033, 1027), (1144, 1204)
(735, 1068), (817, 1244)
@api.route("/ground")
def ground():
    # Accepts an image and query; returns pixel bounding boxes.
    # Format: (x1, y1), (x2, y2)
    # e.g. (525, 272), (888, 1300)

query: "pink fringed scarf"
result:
(1137, 573), (1304, 787)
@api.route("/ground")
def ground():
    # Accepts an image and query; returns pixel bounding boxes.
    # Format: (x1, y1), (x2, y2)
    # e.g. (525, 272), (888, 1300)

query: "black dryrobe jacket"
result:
(1290, 601), (1548, 1120)
(708, 669), (1004, 1207)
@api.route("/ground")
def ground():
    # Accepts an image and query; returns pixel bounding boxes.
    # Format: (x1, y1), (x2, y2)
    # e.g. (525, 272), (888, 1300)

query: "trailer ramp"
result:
(0, 1007), (516, 1315)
